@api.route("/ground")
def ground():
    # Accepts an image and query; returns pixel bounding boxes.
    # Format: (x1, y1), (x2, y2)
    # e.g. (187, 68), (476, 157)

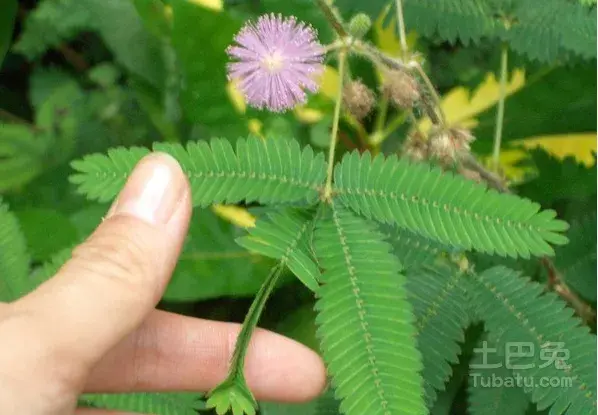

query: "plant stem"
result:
(314, 0), (347, 37)
(370, 111), (408, 147)
(353, 40), (410, 72)
(460, 152), (596, 326)
(412, 61), (445, 125)
(373, 96), (389, 133)
(492, 44), (508, 171)
(461, 153), (509, 193)
(324, 49), (347, 200)
(394, 0), (408, 56)
(228, 264), (284, 379)
(324, 40), (344, 53)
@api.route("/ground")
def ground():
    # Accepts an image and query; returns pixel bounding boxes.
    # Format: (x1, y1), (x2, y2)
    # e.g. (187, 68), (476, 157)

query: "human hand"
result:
(0, 154), (326, 415)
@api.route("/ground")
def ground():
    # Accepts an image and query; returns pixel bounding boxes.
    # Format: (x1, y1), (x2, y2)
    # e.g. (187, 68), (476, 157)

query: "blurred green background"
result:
(0, 0), (596, 413)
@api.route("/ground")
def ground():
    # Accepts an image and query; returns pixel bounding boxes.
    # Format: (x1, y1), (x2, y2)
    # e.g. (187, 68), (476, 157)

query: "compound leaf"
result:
(407, 264), (469, 407)
(468, 338), (530, 415)
(333, 151), (569, 258)
(468, 266), (597, 414)
(70, 137), (326, 207)
(237, 209), (321, 292)
(0, 199), (31, 302)
(313, 204), (426, 415)
(81, 392), (203, 415)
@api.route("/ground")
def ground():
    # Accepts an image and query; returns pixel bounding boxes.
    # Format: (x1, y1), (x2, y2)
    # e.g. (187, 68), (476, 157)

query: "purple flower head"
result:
(226, 13), (325, 112)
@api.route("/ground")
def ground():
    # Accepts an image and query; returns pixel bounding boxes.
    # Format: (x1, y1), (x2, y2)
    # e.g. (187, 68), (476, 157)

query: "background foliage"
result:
(0, 0), (596, 414)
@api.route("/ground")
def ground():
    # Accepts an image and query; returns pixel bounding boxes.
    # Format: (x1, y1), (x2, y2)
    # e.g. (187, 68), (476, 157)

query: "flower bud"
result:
(342, 80), (375, 120)
(348, 13), (372, 39)
(382, 70), (420, 109)
(402, 132), (428, 162)
(427, 127), (455, 164)
(448, 127), (475, 152)
(427, 126), (475, 165)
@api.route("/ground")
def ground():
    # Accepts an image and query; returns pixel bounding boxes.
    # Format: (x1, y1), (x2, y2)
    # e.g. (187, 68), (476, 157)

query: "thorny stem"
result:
(394, 0), (408, 56)
(492, 44), (509, 172)
(324, 49), (347, 200)
(461, 154), (509, 193)
(227, 264), (284, 380)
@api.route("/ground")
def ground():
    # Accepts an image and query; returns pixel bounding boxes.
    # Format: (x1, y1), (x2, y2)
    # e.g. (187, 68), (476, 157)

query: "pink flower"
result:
(226, 14), (325, 112)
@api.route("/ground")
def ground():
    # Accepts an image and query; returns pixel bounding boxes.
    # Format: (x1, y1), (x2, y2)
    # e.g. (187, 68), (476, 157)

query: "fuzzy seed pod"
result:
(448, 127), (475, 152)
(427, 128), (456, 164)
(402, 132), (428, 162)
(382, 70), (420, 109)
(342, 80), (376, 120)
(427, 126), (476, 165)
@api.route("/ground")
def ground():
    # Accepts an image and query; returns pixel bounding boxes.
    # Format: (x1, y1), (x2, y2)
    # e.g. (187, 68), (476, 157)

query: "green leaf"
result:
(407, 264), (469, 407)
(313, 204), (426, 415)
(502, 0), (597, 62)
(84, 0), (165, 86)
(88, 63), (121, 88)
(15, 0), (164, 86)
(467, 266), (597, 414)
(70, 137), (327, 207)
(69, 203), (108, 238)
(206, 378), (257, 415)
(468, 338), (530, 415)
(170, 0), (244, 133)
(133, 0), (172, 39)
(70, 145), (151, 203)
(164, 208), (274, 301)
(335, 0), (493, 44)
(554, 214), (597, 302)
(515, 149), (597, 207)
(474, 65), (596, 152)
(336, 0), (596, 62)
(29, 67), (77, 110)
(35, 80), (83, 161)
(30, 248), (72, 287)
(237, 209), (321, 292)
(14, 0), (90, 58)
(387, 227), (451, 270)
(0, 198), (31, 302)
(81, 392), (203, 415)
(0, 0), (17, 67)
(15, 209), (79, 262)
(258, 0), (335, 44)
(259, 390), (340, 415)
(0, 123), (49, 191)
(333, 151), (569, 258)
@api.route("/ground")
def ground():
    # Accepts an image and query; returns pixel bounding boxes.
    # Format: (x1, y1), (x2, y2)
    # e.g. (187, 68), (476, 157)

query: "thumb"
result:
(12, 153), (191, 377)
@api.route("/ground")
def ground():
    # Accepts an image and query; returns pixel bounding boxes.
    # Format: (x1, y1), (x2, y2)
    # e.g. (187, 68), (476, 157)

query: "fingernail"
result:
(111, 153), (185, 225)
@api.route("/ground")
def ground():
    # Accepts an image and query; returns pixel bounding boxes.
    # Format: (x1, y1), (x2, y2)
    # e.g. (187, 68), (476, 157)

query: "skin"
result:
(0, 154), (327, 415)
